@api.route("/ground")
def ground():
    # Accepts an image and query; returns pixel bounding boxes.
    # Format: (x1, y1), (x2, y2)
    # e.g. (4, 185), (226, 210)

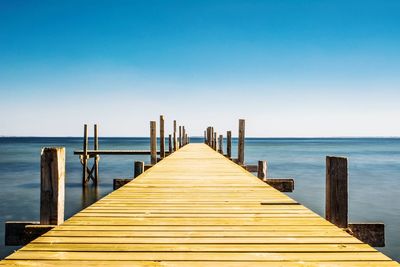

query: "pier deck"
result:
(1, 144), (398, 266)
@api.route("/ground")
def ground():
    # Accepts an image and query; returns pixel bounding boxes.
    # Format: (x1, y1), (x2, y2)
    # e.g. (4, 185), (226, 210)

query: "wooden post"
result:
(182, 126), (186, 146)
(134, 161), (144, 178)
(238, 119), (245, 165)
(82, 124), (88, 184)
(93, 124), (99, 185)
(206, 127), (211, 146)
(160, 115), (165, 159)
(168, 134), (172, 154)
(173, 120), (177, 151)
(213, 132), (217, 150)
(218, 135), (223, 154)
(150, 121), (157, 165)
(227, 130), (232, 158)
(326, 156), (348, 228)
(257, 160), (267, 180)
(179, 126), (182, 148)
(204, 130), (207, 144)
(40, 147), (65, 225)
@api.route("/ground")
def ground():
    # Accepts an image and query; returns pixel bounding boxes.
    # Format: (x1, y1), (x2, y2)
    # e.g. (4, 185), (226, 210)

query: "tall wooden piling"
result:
(238, 119), (245, 165)
(93, 124), (99, 185)
(326, 156), (348, 228)
(173, 120), (177, 151)
(204, 130), (207, 144)
(257, 160), (267, 180)
(218, 134), (223, 154)
(227, 130), (232, 158)
(159, 115), (165, 159)
(40, 147), (65, 225)
(134, 161), (144, 178)
(168, 134), (172, 154)
(82, 124), (88, 184)
(150, 121), (157, 165)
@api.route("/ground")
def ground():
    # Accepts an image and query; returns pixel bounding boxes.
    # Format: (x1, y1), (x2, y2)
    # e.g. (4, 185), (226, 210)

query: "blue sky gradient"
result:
(1, 0), (399, 136)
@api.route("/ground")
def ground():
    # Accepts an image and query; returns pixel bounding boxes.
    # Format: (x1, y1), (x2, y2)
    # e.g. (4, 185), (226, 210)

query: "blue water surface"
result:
(0, 137), (399, 261)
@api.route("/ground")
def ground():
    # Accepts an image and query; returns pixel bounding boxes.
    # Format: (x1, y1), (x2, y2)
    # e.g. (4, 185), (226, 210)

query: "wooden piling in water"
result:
(150, 121), (157, 165)
(326, 156), (348, 228)
(227, 130), (232, 158)
(213, 132), (217, 150)
(173, 120), (177, 151)
(257, 160), (267, 180)
(134, 161), (144, 178)
(168, 134), (172, 154)
(218, 134), (223, 154)
(40, 147), (65, 225)
(238, 119), (245, 165)
(82, 124), (88, 184)
(159, 115), (165, 159)
(93, 124), (99, 185)
(179, 126), (182, 148)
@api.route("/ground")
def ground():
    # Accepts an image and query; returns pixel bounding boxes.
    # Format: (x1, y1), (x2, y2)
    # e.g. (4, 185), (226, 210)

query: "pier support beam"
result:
(93, 124), (99, 185)
(173, 120), (177, 151)
(257, 160), (267, 179)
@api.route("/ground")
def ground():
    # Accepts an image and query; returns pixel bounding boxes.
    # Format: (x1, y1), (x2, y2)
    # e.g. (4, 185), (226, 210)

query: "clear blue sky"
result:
(1, 0), (399, 137)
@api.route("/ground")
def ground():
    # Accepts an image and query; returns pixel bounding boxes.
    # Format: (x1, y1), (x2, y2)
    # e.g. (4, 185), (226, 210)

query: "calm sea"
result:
(0, 137), (399, 261)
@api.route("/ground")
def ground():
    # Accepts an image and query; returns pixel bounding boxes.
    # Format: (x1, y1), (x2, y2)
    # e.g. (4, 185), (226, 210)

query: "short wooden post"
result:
(150, 121), (157, 165)
(93, 124), (99, 185)
(326, 156), (348, 228)
(257, 160), (267, 180)
(173, 120), (177, 151)
(168, 134), (172, 154)
(134, 161), (144, 178)
(82, 124), (88, 184)
(227, 131), (232, 158)
(218, 135), (223, 154)
(159, 115), (165, 159)
(238, 119), (245, 165)
(40, 147), (65, 225)
(204, 130), (207, 144)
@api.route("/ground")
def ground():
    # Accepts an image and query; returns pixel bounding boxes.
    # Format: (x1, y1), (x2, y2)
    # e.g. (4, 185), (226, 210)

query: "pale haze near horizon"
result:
(1, 1), (399, 137)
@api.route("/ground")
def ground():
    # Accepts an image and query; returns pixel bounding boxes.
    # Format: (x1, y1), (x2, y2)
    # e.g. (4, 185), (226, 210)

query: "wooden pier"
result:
(1, 144), (398, 266)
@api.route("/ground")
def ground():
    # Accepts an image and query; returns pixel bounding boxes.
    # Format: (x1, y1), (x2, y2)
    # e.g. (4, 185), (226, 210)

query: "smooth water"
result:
(0, 137), (399, 261)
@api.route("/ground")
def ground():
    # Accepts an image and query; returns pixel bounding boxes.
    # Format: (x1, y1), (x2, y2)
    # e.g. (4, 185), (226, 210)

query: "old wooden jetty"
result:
(1, 142), (398, 266)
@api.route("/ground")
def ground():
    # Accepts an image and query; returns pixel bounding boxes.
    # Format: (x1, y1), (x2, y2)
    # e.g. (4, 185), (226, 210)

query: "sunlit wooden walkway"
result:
(1, 144), (398, 266)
